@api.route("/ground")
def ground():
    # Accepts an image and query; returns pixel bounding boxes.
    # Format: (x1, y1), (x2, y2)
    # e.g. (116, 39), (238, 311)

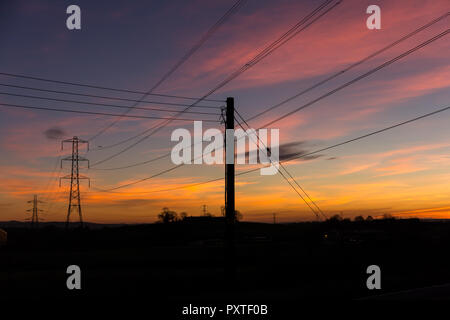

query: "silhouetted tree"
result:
(327, 214), (342, 222)
(382, 213), (395, 220)
(354, 215), (365, 222)
(157, 207), (177, 224)
(366, 215), (374, 221)
(235, 210), (243, 221)
(179, 212), (188, 220)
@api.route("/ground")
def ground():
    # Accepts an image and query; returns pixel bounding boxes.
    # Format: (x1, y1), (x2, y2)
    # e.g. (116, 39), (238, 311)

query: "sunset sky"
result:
(0, 0), (449, 223)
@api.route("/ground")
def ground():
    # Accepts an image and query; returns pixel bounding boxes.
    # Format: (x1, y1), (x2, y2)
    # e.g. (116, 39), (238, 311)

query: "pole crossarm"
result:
(61, 137), (89, 151)
(61, 156), (89, 168)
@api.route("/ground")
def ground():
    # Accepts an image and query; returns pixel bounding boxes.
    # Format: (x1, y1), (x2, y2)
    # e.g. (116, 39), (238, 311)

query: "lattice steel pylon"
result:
(60, 136), (90, 229)
(27, 194), (43, 228)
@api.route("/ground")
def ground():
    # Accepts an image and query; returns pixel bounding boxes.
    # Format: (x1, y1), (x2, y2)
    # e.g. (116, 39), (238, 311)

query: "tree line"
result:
(157, 207), (243, 224)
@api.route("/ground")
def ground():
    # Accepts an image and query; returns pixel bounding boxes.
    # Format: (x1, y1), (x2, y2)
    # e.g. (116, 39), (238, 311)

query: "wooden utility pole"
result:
(225, 97), (235, 282)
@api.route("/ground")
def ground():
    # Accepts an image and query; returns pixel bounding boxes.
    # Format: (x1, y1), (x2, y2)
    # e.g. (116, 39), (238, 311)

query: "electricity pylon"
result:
(26, 194), (43, 228)
(60, 136), (90, 229)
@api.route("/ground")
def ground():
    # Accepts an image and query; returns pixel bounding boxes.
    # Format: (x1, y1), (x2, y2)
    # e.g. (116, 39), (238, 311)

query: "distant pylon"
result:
(27, 194), (43, 228)
(60, 136), (90, 229)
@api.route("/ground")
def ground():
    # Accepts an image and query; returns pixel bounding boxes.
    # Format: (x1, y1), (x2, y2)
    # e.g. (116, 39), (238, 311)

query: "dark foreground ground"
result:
(1, 219), (450, 315)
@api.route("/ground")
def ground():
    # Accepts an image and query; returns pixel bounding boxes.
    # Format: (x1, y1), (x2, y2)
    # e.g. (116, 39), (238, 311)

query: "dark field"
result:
(1, 219), (450, 311)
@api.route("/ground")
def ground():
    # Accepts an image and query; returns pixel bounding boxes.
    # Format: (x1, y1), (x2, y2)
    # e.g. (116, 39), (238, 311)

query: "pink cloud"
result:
(159, 0), (449, 95)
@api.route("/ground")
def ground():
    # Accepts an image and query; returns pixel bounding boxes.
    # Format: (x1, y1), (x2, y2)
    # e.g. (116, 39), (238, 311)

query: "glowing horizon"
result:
(0, 0), (449, 223)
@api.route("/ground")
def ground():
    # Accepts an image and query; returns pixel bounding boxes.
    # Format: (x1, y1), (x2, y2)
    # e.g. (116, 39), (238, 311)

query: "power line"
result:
(89, 128), (227, 169)
(92, 103), (450, 193)
(95, 163), (186, 191)
(89, 0), (338, 154)
(42, 168), (64, 214)
(0, 102), (221, 122)
(44, 186), (67, 217)
(38, 150), (68, 215)
(0, 91), (221, 116)
(262, 29), (450, 128)
(86, 20), (448, 170)
(207, 0), (341, 92)
(143, 0), (248, 96)
(244, 12), (449, 123)
(282, 104), (450, 163)
(90, 128), (227, 169)
(88, 2), (447, 192)
(0, 83), (222, 109)
(96, 116), (262, 169)
(234, 110), (325, 220)
(87, 0), (247, 141)
(91, 176), (224, 194)
(40, 155), (63, 203)
(89, 152), (170, 170)
(234, 109), (327, 220)
(0, 72), (225, 102)
(89, 0), (340, 165)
